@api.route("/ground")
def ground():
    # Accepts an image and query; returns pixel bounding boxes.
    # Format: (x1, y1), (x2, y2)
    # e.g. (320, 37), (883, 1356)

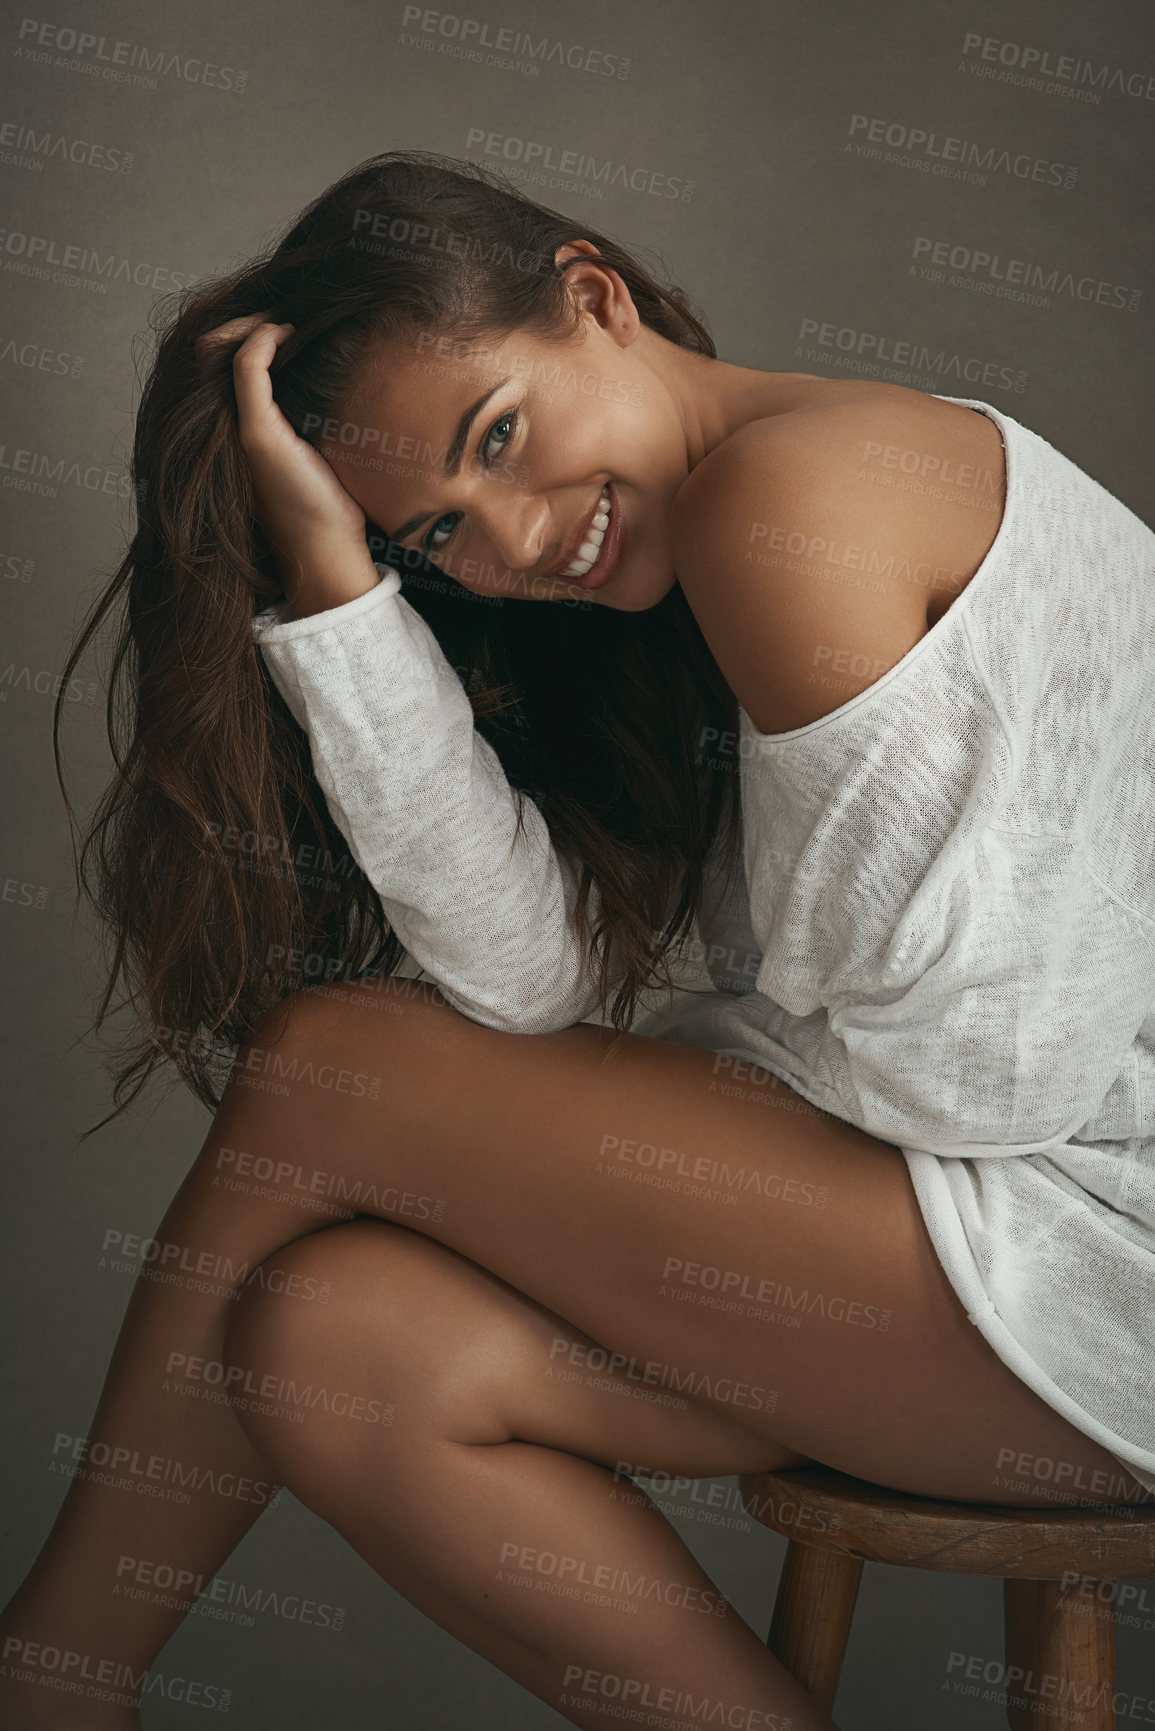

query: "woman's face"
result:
(323, 246), (694, 612)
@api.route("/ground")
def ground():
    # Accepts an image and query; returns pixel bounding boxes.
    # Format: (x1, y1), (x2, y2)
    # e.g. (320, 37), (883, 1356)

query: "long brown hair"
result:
(54, 150), (743, 1132)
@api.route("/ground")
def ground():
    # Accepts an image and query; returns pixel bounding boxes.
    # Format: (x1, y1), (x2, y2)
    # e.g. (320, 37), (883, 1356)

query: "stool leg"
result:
(1003, 1577), (1117, 1731)
(765, 1539), (864, 1713)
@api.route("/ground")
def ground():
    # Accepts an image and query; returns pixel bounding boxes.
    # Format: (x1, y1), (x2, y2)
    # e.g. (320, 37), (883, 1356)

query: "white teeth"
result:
(564, 487), (612, 577)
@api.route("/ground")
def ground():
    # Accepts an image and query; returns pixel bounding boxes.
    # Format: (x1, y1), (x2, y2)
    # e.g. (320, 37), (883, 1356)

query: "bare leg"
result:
(2, 977), (1147, 1727)
(221, 1216), (834, 1730)
(0, 1105), (333, 1729)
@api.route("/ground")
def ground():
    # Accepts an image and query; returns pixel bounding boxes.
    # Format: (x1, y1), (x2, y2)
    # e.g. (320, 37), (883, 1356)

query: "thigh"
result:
(207, 976), (1153, 1511)
(223, 1217), (809, 1492)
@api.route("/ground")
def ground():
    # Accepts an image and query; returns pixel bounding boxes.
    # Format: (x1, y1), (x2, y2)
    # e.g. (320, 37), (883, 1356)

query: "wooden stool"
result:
(739, 1465), (1155, 1729)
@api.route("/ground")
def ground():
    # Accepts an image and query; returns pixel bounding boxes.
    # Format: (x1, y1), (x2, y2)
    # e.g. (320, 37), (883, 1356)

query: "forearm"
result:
(270, 535), (383, 622)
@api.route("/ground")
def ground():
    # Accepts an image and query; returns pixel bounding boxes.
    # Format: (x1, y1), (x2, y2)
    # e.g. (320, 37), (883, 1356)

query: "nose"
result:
(466, 488), (549, 575)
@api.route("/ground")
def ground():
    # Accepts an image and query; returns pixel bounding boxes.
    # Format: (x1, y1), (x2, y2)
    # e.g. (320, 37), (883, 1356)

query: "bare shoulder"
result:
(670, 385), (1007, 736)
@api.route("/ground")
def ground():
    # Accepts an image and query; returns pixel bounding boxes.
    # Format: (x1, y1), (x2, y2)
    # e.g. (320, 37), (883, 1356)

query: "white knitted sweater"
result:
(252, 570), (607, 1033)
(252, 393), (1155, 1495)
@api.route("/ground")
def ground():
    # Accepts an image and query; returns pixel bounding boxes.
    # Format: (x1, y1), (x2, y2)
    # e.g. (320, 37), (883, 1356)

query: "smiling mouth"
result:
(561, 484), (612, 579)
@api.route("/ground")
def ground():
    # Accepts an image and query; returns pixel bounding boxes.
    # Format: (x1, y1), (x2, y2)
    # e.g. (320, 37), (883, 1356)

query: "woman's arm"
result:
(202, 316), (612, 1033)
(253, 570), (609, 1033)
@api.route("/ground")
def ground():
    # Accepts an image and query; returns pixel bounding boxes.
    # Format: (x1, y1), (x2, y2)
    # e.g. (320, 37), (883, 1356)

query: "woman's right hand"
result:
(196, 315), (382, 619)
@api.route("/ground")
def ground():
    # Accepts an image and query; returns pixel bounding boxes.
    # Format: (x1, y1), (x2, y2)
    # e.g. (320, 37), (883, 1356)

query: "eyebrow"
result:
(390, 376), (512, 543)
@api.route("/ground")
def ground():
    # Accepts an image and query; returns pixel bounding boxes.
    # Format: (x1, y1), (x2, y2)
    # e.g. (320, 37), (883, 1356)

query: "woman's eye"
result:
(425, 512), (459, 553)
(482, 410), (516, 460)
(421, 409), (519, 554)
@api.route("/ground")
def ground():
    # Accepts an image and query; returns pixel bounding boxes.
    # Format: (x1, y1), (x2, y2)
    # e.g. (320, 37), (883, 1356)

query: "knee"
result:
(223, 1214), (516, 1388)
(220, 1219), (543, 1484)
(220, 1220), (406, 1485)
(223, 1218), (396, 1397)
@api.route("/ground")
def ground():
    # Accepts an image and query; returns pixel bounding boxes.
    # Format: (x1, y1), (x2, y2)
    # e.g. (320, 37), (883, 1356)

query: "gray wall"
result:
(2, 0), (1153, 1724)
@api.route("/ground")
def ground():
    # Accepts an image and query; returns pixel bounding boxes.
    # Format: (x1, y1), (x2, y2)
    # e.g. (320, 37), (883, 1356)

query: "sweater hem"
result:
(902, 1147), (1155, 1497)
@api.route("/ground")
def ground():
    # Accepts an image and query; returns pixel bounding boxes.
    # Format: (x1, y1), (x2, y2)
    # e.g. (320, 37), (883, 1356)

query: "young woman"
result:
(3, 149), (1153, 1731)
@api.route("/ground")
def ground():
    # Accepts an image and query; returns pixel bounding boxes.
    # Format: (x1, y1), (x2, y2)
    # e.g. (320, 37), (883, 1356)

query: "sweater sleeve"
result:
(250, 567), (607, 1033)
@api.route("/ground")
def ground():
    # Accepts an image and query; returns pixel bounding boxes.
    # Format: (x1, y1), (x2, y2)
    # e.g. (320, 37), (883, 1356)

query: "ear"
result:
(553, 240), (640, 347)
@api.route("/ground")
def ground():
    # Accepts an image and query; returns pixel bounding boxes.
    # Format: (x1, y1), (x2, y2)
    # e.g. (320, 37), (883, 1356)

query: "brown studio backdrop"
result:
(1, 0), (1153, 1724)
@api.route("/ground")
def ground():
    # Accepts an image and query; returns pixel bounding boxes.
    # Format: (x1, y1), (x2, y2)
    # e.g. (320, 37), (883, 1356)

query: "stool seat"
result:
(738, 1465), (1155, 1730)
(740, 1463), (1155, 1578)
